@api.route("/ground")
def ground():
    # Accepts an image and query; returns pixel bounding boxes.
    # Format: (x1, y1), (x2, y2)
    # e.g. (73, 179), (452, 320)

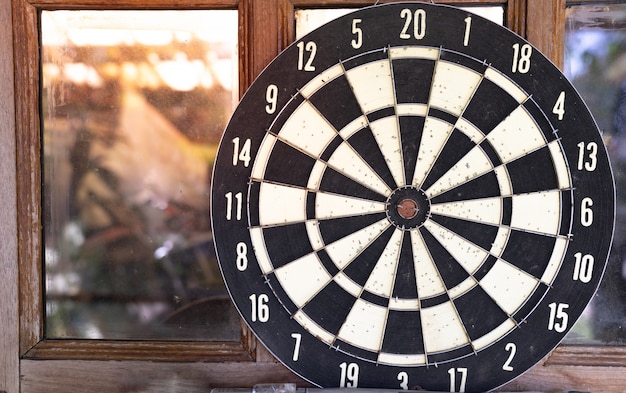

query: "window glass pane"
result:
(565, 4), (626, 345)
(295, 5), (504, 39)
(42, 10), (240, 340)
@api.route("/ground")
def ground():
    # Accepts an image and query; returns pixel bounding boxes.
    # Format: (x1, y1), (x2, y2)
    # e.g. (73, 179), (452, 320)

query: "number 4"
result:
(553, 91), (565, 120)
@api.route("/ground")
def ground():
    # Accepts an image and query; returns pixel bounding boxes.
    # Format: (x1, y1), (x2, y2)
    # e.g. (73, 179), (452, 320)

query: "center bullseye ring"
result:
(386, 186), (431, 230)
(398, 198), (419, 219)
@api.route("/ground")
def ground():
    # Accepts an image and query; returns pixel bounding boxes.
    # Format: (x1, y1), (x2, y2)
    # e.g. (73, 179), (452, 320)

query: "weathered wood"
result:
(0, 0), (20, 391)
(22, 0), (239, 8)
(13, 0), (44, 358)
(526, 0), (565, 68)
(547, 345), (626, 367)
(23, 340), (254, 362)
(501, 363), (626, 393)
(20, 359), (309, 393)
(19, 358), (626, 393)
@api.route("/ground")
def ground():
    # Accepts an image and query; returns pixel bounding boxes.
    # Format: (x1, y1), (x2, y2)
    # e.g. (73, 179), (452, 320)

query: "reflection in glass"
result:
(565, 4), (626, 344)
(42, 10), (240, 340)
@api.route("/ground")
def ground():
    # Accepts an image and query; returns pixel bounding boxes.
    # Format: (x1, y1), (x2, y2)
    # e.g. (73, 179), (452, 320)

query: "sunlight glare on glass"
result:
(42, 11), (237, 92)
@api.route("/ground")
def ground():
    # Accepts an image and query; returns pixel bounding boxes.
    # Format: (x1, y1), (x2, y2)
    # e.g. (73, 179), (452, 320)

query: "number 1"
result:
(463, 16), (471, 46)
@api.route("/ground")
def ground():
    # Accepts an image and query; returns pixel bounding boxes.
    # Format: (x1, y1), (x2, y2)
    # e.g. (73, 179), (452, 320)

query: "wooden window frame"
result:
(1, 0), (625, 391)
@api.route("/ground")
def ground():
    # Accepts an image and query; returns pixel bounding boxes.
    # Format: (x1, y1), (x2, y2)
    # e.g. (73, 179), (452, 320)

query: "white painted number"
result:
(249, 294), (270, 322)
(397, 371), (409, 390)
(511, 43), (532, 73)
(577, 141), (598, 171)
(553, 91), (566, 120)
(231, 137), (251, 167)
(502, 343), (516, 372)
(225, 192), (243, 221)
(573, 252), (594, 283)
(463, 16), (472, 46)
(351, 19), (363, 49)
(339, 362), (359, 388)
(400, 9), (426, 40)
(291, 333), (301, 361)
(235, 242), (248, 271)
(265, 84), (279, 114)
(448, 367), (467, 392)
(581, 197), (594, 227)
(297, 41), (317, 72)
(547, 302), (569, 333)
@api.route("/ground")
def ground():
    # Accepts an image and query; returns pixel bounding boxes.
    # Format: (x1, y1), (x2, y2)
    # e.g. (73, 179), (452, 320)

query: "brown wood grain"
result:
(526, 0), (565, 69)
(1, 0), (20, 391)
(13, 0), (44, 358)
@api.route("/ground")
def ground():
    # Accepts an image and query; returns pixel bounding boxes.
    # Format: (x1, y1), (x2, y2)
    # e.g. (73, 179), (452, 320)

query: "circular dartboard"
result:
(211, 3), (614, 392)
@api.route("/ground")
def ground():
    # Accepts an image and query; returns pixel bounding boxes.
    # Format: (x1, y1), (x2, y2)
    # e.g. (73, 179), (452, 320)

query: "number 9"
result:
(266, 84), (278, 114)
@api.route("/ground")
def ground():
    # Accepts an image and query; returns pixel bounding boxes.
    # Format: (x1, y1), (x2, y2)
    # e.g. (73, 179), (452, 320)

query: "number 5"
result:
(351, 19), (362, 49)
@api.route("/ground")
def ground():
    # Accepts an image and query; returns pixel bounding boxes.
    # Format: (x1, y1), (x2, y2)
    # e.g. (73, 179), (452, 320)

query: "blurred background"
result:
(42, 4), (626, 345)
(564, 3), (626, 344)
(42, 10), (241, 340)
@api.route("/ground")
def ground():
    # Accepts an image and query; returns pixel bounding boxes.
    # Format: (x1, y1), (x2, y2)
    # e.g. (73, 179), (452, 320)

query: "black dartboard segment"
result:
(211, 3), (614, 392)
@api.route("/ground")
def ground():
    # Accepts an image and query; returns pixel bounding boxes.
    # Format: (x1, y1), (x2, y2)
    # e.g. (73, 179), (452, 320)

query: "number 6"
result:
(581, 197), (593, 227)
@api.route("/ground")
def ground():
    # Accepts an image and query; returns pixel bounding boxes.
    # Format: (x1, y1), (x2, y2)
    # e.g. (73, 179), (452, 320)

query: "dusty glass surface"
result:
(564, 4), (626, 344)
(42, 10), (241, 340)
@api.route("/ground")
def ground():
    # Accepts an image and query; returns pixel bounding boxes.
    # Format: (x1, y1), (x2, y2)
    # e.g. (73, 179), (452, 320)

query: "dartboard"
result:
(211, 3), (614, 392)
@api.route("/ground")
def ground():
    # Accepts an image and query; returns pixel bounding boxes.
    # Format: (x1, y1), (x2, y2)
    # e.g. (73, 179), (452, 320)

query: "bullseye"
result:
(397, 198), (419, 219)
(386, 186), (430, 230)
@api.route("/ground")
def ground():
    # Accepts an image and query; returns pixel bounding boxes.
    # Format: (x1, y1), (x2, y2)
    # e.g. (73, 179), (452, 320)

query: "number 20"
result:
(400, 9), (426, 40)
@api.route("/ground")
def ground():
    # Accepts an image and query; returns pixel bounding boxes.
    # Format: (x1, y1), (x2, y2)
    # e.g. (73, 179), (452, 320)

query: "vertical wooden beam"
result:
(1, 0), (20, 391)
(12, 0), (45, 357)
(249, 0), (281, 81)
(507, 0), (526, 38)
(526, 0), (566, 69)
